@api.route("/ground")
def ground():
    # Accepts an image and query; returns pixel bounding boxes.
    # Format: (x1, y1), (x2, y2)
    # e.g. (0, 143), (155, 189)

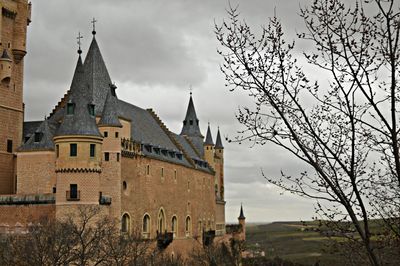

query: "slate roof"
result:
(23, 121), (42, 141)
(239, 204), (245, 219)
(1, 49), (11, 60)
(204, 124), (214, 146)
(19, 34), (213, 173)
(55, 55), (101, 137)
(83, 36), (112, 115)
(98, 87), (122, 127)
(215, 128), (224, 149)
(19, 118), (57, 151)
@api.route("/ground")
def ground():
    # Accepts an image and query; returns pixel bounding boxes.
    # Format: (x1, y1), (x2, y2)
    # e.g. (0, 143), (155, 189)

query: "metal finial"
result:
(189, 85), (193, 96)
(91, 17), (97, 35)
(76, 32), (83, 54)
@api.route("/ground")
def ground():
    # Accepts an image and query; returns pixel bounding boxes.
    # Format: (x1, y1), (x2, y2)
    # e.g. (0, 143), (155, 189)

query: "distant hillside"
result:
(245, 221), (343, 266)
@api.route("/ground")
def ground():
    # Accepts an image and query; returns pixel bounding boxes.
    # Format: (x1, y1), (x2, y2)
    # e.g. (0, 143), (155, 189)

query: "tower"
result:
(238, 204), (246, 241)
(98, 83), (123, 220)
(180, 93), (204, 157)
(0, 0), (31, 194)
(215, 128), (224, 199)
(203, 123), (214, 169)
(53, 51), (103, 218)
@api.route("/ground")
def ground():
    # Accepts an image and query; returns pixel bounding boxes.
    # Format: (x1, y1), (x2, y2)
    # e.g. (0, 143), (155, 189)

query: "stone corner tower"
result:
(0, 0), (31, 194)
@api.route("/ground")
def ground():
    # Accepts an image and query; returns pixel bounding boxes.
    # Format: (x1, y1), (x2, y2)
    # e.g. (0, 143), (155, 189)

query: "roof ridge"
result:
(146, 108), (196, 168)
(49, 90), (70, 118)
(183, 135), (202, 159)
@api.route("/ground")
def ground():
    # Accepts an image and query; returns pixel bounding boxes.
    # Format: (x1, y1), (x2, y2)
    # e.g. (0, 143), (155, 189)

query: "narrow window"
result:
(70, 143), (77, 157)
(122, 214), (130, 233)
(185, 216), (191, 237)
(66, 103), (75, 115)
(104, 131), (108, 138)
(88, 104), (95, 116)
(115, 132), (119, 138)
(172, 216), (177, 238)
(189, 120), (193, 125)
(123, 181), (127, 190)
(6, 139), (12, 153)
(69, 184), (78, 200)
(7, 139), (12, 152)
(52, 187), (56, 193)
(56, 145), (59, 158)
(183, 121), (187, 126)
(90, 144), (96, 157)
(158, 209), (165, 233)
(105, 152), (110, 161)
(146, 165), (150, 175)
(117, 153), (120, 162)
(143, 214), (150, 238)
(174, 170), (177, 183)
(161, 167), (164, 177)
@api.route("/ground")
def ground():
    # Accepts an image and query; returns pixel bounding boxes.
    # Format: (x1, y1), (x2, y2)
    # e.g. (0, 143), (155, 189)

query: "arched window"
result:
(142, 214), (150, 239)
(171, 216), (177, 238)
(158, 209), (165, 233)
(185, 216), (191, 237)
(121, 213), (130, 234)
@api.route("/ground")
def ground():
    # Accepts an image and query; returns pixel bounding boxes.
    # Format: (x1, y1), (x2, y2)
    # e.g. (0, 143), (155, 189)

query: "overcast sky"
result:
(23, 0), (327, 223)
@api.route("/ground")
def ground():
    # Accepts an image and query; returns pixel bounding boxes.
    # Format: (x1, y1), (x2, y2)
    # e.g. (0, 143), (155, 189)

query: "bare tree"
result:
(216, 0), (400, 265)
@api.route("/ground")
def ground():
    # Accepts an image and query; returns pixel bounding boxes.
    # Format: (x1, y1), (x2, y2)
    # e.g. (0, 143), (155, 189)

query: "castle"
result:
(0, 0), (245, 256)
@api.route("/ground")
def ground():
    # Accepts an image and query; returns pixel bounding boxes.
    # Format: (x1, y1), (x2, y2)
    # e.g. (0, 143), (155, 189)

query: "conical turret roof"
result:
(239, 204), (245, 219)
(98, 85), (122, 127)
(204, 123), (214, 146)
(180, 94), (202, 137)
(215, 128), (224, 149)
(55, 54), (101, 137)
(84, 35), (112, 114)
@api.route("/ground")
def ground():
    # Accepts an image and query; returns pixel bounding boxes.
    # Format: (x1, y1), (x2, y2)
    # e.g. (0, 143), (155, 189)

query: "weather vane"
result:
(76, 32), (83, 54)
(91, 17), (97, 35)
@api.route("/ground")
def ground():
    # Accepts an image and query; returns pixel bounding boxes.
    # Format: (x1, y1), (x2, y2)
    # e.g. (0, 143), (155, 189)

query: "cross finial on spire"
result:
(91, 17), (97, 35)
(76, 32), (83, 54)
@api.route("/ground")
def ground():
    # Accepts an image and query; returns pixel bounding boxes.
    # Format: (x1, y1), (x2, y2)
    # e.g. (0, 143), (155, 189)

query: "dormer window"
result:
(88, 104), (95, 116)
(196, 119), (199, 125)
(67, 103), (75, 115)
(189, 120), (193, 125)
(34, 132), (42, 143)
(183, 121), (187, 126)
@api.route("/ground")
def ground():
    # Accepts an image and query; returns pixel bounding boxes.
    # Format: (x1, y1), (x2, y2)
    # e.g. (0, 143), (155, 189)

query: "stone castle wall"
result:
(0, 0), (30, 195)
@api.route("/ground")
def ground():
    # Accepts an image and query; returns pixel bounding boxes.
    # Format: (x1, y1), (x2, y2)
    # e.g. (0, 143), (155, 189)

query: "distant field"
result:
(245, 221), (343, 266)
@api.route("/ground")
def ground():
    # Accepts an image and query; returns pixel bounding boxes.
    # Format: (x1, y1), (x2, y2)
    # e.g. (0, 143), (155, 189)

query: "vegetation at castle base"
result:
(0, 206), (182, 266)
(216, 0), (400, 265)
(244, 221), (400, 266)
(0, 206), (248, 266)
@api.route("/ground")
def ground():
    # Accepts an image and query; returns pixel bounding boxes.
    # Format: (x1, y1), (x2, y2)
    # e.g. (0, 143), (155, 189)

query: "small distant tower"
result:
(215, 128), (224, 198)
(203, 123), (215, 169)
(238, 204), (246, 241)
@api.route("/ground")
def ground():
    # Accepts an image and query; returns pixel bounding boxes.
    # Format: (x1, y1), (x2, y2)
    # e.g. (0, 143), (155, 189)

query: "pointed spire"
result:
(239, 204), (245, 220)
(98, 84), (122, 128)
(204, 123), (214, 146)
(180, 93), (201, 137)
(55, 54), (101, 137)
(84, 34), (112, 115)
(215, 127), (224, 149)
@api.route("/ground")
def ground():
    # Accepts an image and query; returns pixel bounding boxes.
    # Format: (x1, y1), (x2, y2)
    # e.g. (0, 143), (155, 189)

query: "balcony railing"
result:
(66, 190), (80, 201)
(156, 231), (173, 249)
